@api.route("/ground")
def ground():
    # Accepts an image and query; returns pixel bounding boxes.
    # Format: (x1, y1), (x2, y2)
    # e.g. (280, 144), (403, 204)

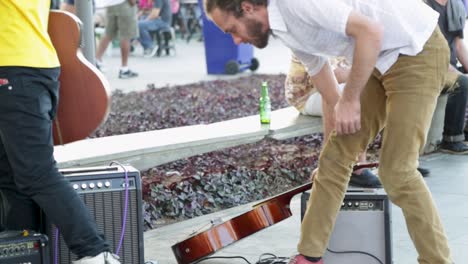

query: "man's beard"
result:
(246, 18), (269, 48)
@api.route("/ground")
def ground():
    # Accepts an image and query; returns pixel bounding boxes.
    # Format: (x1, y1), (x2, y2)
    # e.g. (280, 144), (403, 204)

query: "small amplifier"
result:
(0, 230), (49, 264)
(301, 187), (392, 264)
(42, 165), (144, 264)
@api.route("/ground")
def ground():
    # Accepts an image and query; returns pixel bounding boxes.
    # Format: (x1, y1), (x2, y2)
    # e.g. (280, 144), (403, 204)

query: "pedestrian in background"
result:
(95, 0), (139, 79)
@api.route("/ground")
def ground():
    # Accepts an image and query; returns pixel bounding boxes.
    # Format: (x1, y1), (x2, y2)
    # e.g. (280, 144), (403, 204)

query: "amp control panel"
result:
(340, 199), (384, 211)
(0, 230), (49, 263)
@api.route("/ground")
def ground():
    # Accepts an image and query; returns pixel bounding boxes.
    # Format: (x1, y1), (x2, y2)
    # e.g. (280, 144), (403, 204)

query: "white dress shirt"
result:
(268, 0), (440, 76)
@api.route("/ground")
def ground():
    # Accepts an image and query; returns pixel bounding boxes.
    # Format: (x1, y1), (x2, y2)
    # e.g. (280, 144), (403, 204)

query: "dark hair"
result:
(203, 0), (267, 18)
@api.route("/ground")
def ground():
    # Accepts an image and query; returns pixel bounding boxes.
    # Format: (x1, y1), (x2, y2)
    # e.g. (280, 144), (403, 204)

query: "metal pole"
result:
(75, 0), (96, 65)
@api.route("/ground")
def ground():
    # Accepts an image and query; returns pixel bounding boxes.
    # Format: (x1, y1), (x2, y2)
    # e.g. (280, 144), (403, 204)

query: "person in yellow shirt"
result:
(0, 1), (119, 263)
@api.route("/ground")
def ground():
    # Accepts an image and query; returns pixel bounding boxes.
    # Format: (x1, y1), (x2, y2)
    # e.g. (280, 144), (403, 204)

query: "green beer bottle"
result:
(259, 81), (271, 124)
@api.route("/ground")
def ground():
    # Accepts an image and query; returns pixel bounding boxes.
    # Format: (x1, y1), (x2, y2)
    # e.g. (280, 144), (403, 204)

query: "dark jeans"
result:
(138, 16), (170, 49)
(443, 73), (468, 142)
(0, 66), (109, 257)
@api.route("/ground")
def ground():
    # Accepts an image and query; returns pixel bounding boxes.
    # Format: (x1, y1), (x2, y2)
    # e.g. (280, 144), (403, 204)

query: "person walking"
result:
(95, 0), (139, 79)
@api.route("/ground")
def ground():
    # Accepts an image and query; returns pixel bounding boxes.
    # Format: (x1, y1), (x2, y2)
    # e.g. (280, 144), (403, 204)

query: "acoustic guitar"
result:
(48, 10), (111, 145)
(171, 163), (379, 264)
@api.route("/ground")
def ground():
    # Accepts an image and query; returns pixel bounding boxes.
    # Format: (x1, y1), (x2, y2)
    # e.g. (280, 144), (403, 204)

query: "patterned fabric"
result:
(285, 55), (349, 112)
(285, 55), (317, 112)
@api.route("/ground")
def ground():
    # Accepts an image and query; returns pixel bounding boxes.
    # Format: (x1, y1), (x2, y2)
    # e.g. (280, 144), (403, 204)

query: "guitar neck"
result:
(253, 182), (311, 208)
(253, 162), (379, 208)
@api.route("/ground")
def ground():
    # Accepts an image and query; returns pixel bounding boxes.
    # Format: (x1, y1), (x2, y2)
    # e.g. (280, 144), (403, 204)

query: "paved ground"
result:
(142, 153), (468, 264)
(99, 37), (292, 93)
(98, 37), (468, 264)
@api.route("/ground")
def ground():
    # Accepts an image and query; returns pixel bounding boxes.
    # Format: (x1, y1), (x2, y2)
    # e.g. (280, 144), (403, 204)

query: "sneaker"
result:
(143, 46), (158, 58)
(349, 169), (382, 188)
(288, 255), (323, 264)
(439, 141), (468, 154)
(72, 252), (120, 264)
(417, 167), (430, 177)
(95, 60), (106, 73)
(118, 69), (138, 79)
(143, 48), (151, 56)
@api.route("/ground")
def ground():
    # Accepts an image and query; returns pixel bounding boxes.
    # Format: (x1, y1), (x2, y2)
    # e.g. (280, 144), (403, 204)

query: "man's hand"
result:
(333, 66), (350, 84)
(334, 97), (361, 135)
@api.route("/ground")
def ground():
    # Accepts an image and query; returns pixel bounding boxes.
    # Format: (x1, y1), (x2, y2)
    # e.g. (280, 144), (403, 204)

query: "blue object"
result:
(198, 0), (256, 74)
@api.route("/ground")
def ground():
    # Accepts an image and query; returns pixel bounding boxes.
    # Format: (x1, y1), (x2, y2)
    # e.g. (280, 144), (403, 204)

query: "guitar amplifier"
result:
(42, 165), (144, 264)
(301, 187), (392, 264)
(0, 230), (49, 264)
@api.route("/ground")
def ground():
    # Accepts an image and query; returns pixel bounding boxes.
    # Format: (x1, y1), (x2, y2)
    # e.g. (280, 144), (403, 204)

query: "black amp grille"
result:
(43, 166), (144, 264)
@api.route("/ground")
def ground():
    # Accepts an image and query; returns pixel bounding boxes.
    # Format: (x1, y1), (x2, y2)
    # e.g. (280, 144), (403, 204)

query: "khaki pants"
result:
(299, 27), (452, 263)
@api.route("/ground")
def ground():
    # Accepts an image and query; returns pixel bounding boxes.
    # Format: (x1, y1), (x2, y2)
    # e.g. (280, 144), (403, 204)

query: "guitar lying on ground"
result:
(48, 10), (111, 145)
(172, 163), (379, 264)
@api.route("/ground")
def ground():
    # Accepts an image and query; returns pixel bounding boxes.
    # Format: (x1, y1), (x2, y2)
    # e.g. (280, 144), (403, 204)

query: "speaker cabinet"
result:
(301, 188), (392, 264)
(0, 230), (49, 264)
(43, 165), (144, 264)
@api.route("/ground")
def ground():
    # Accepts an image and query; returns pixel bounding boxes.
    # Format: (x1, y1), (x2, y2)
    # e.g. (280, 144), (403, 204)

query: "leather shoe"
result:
(439, 141), (468, 154)
(350, 169), (382, 188)
(417, 167), (430, 177)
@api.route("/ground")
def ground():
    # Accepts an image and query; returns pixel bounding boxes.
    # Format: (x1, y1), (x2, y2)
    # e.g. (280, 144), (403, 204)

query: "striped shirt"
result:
(268, 0), (440, 76)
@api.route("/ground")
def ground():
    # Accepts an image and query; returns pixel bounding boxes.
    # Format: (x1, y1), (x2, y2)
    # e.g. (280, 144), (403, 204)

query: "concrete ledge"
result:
(268, 107), (322, 140)
(55, 115), (269, 170)
(54, 107), (322, 170)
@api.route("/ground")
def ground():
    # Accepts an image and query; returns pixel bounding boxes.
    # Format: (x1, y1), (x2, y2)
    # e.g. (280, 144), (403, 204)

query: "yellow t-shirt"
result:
(0, 0), (60, 68)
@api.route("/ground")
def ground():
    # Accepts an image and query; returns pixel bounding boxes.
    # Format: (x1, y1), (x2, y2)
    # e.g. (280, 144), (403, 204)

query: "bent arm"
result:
(341, 11), (383, 102)
(310, 62), (340, 142)
(147, 8), (161, 20)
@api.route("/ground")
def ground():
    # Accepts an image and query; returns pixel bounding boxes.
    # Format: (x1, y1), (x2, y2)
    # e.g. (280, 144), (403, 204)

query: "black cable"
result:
(327, 247), (384, 264)
(193, 256), (252, 264)
(192, 253), (290, 264)
(256, 253), (289, 264)
(191, 248), (383, 264)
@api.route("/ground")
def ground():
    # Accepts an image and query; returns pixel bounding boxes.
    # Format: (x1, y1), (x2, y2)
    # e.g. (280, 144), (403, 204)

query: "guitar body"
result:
(171, 183), (312, 264)
(171, 163), (379, 264)
(48, 10), (111, 145)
